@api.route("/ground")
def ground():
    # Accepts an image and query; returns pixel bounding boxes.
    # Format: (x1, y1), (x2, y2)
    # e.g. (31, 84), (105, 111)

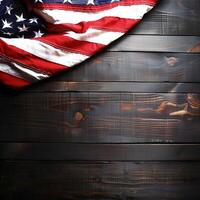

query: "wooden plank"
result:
(131, 0), (200, 35)
(0, 143), (200, 160)
(1, 161), (200, 199)
(1, 52), (200, 90)
(0, 93), (199, 143)
(27, 82), (200, 93)
(53, 53), (200, 82)
(108, 36), (200, 52)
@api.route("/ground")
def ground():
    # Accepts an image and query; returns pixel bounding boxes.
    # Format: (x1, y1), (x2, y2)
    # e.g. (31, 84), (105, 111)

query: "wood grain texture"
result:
(39, 53), (200, 83)
(0, 143), (200, 160)
(1, 52), (200, 91)
(0, 0), (200, 199)
(0, 93), (199, 143)
(0, 161), (200, 200)
(108, 36), (200, 52)
(27, 82), (200, 93)
(131, 0), (200, 35)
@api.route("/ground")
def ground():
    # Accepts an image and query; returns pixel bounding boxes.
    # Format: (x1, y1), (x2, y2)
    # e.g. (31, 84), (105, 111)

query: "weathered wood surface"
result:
(0, 161), (200, 200)
(0, 93), (199, 143)
(0, 0), (200, 199)
(27, 82), (200, 93)
(0, 144), (200, 160)
(108, 36), (200, 52)
(54, 53), (200, 83)
(131, 0), (200, 36)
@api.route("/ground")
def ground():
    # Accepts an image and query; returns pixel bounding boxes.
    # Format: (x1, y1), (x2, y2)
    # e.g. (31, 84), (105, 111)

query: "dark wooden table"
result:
(0, 0), (200, 199)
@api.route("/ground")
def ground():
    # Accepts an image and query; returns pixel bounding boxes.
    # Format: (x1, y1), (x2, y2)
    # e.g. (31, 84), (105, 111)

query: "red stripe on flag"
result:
(0, 71), (30, 89)
(37, 35), (105, 56)
(47, 17), (140, 33)
(0, 39), (68, 75)
(34, 0), (158, 12)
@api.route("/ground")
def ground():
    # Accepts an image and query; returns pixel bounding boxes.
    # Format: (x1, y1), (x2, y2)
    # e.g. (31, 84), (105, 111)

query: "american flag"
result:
(0, 0), (157, 89)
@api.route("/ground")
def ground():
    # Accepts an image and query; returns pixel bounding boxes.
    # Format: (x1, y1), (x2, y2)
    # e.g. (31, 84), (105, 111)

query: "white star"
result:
(34, 0), (43, 2)
(63, 0), (72, 3)
(87, 0), (95, 5)
(34, 30), (44, 38)
(111, 0), (120, 2)
(29, 17), (38, 24)
(2, 19), (12, 29)
(0, 0), (3, 5)
(18, 24), (29, 32)
(5, 5), (14, 15)
(16, 13), (26, 22)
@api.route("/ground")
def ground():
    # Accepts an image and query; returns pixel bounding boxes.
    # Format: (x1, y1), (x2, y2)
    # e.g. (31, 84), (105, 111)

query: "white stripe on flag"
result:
(65, 28), (124, 45)
(0, 61), (49, 81)
(1, 38), (89, 67)
(42, 4), (153, 24)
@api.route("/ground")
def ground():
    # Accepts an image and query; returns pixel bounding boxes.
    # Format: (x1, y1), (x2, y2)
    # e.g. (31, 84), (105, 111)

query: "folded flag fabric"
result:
(0, 0), (158, 89)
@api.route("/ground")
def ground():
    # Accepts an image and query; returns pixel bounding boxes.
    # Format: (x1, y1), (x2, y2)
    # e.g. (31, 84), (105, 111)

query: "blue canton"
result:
(0, 0), (46, 38)
(32, 0), (120, 6)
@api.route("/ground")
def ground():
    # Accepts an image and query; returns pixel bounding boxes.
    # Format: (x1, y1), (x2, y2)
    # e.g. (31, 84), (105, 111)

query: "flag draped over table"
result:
(0, 0), (158, 89)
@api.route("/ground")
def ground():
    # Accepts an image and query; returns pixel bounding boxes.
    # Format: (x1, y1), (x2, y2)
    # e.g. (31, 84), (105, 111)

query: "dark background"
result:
(0, 0), (200, 199)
